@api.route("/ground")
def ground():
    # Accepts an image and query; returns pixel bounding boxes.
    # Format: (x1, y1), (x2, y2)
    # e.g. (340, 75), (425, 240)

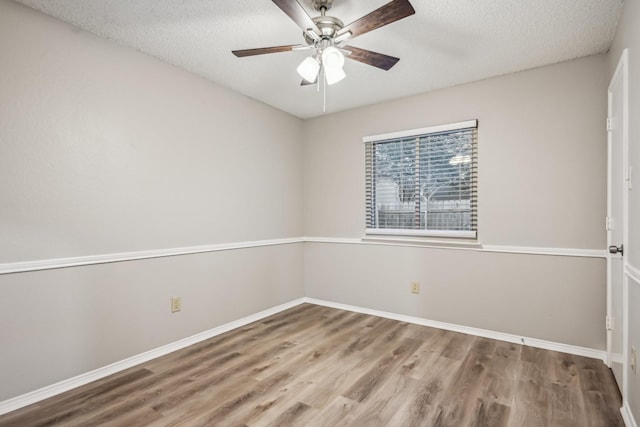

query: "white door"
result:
(607, 49), (628, 391)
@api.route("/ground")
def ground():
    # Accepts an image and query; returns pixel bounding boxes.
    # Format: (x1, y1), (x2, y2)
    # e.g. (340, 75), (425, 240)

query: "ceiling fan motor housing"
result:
(304, 15), (344, 45)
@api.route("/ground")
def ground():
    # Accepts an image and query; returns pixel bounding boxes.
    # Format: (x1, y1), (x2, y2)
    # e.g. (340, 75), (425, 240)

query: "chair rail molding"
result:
(0, 237), (304, 275)
(304, 236), (607, 258)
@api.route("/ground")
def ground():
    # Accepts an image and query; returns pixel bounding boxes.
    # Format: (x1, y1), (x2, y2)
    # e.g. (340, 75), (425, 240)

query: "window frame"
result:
(364, 119), (478, 240)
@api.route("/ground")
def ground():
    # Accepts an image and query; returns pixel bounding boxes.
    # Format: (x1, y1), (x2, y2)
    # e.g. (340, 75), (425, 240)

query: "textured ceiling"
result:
(16, 0), (623, 119)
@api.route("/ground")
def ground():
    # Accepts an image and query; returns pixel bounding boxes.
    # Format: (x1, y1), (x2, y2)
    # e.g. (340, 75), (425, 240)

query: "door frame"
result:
(606, 48), (629, 398)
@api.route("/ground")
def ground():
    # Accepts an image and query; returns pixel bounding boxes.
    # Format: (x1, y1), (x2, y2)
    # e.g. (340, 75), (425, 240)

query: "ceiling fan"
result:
(232, 0), (415, 86)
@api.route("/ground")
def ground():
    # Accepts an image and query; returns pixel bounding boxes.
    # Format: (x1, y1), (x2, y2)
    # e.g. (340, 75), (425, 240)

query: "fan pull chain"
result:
(323, 74), (326, 113)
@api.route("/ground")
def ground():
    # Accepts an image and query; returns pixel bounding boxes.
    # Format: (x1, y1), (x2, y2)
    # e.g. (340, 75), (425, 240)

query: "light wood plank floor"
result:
(0, 303), (624, 426)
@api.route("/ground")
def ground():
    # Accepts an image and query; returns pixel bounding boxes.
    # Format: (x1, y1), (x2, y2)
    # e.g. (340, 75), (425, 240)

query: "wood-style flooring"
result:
(0, 303), (624, 426)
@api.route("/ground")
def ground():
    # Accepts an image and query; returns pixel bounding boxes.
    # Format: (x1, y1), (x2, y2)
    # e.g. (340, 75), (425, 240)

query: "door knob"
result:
(609, 244), (624, 255)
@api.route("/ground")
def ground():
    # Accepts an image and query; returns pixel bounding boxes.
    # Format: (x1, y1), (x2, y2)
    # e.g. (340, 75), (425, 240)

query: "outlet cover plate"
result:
(171, 297), (182, 313)
(411, 281), (420, 294)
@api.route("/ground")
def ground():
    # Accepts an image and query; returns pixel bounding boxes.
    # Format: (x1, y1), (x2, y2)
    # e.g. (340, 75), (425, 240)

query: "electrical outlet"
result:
(410, 281), (420, 294)
(171, 297), (182, 313)
(632, 346), (638, 374)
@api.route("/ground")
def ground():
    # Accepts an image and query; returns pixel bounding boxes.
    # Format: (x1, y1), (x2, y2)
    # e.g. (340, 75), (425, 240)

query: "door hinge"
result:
(606, 315), (613, 331)
(606, 216), (613, 230)
(606, 117), (613, 132)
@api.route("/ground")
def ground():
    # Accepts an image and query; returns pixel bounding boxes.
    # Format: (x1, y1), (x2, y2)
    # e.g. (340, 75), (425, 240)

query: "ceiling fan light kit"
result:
(324, 64), (346, 85)
(297, 56), (321, 82)
(296, 45), (345, 85)
(322, 46), (344, 69)
(322, 46), (346, 85)
(232, 0), (415, 91)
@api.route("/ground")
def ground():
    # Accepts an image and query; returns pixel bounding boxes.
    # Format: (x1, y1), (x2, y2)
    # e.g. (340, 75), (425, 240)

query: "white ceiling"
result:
(16, 0), (623, 119)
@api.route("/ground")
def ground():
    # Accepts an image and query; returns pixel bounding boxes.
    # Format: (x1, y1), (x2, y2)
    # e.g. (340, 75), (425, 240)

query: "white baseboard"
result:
(303, 297), (607, 362)
(611, 352), (625, 364)
(0, 297), (305, 416)
(622, 401), (638, 427)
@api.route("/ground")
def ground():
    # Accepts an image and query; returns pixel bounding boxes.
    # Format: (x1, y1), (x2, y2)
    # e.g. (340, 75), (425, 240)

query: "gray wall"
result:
(0, 1), (303, 261)
(303, 55), (609, 350)
(303, 55), (607, 247)
(1, 245), (303, 402)
(0, 1), (304, 401)
(608, 0), (640, 422)
(304, 244), (605, 349)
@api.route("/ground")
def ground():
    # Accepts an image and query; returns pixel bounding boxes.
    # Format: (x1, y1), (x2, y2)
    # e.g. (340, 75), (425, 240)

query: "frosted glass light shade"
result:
(321, 46), (345, 85)
(297, 57), (320, 83)
(321, 46), (345, 70)
(325, 66), (346, 85)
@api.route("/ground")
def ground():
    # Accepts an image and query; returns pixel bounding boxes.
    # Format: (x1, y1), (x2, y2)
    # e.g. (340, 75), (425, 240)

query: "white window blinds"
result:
(364, 120), (478, 238)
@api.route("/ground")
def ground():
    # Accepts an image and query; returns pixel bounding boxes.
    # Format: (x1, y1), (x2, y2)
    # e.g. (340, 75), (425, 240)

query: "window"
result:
(364, 120), (478, 239)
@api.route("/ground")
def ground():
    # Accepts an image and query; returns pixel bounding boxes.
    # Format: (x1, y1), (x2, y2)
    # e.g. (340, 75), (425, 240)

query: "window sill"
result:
(361, 234), (482, 250)
(365, 228), (476, 239)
